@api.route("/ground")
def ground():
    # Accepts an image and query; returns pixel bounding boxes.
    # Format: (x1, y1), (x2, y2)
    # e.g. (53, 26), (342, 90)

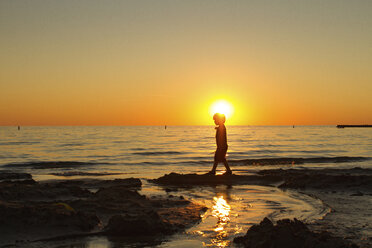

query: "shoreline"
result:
(152, 168), (371, 247)
(1, 167), (371, 247)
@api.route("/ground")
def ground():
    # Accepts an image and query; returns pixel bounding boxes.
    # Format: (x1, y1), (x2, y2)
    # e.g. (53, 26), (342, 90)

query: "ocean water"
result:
(1, 125), (371, 177)
(1, 126), (371, 247)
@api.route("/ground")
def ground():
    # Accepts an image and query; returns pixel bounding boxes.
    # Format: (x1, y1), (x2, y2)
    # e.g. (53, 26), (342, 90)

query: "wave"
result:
(58, 143), (84, 147)
(130, 148), (146, 151)
(132, 151), (183, 156)
(50, 171), (123, 177)
(2, 156), (369, 170)
(2, 161), (108, 169)
(173, 156), (371, 166)
(228, 156), (370, 165)
(0, 141), (40, 146)
(113, 140), (126, 144)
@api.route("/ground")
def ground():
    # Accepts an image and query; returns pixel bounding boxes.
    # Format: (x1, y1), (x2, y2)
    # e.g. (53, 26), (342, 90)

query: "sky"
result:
(0, 0), (371, 125)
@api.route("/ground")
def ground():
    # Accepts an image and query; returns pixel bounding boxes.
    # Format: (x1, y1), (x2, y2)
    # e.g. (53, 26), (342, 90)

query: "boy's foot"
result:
(205, 171), (216, 176)
(223, 170), (233, 176)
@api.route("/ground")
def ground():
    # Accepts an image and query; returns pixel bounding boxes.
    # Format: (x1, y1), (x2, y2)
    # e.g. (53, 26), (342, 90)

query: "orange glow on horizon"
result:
(1, 2), (371, 126)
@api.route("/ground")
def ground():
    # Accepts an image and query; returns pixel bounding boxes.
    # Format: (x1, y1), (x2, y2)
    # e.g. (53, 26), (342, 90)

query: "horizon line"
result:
(0, 124), (358, 127)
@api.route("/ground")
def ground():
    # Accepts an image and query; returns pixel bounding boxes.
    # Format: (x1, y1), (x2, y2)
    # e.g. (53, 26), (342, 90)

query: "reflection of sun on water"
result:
(210, 195), (231, 247)
(212, 196), (231, 230)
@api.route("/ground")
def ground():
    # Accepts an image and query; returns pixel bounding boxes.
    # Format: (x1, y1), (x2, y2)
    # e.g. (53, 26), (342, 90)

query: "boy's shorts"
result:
(214, 146), (228, 162)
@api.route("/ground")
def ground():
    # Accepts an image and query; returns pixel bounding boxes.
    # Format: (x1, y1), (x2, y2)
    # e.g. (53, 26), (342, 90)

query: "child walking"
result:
(207, 113), (232, 175)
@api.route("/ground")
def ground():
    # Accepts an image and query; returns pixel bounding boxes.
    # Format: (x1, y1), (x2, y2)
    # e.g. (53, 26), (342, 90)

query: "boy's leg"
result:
(211, 161), (218, 173)
(209, 150), (219, 174)
(223, 159), (232, 173)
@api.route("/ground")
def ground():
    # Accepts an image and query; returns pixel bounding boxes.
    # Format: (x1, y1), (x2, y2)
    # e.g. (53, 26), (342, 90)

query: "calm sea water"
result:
(0, 126), (371, 179)
(1, 126), (371, 247)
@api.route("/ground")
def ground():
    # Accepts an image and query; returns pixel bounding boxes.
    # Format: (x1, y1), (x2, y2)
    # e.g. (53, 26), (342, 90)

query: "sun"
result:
(210, 100), (234, 119)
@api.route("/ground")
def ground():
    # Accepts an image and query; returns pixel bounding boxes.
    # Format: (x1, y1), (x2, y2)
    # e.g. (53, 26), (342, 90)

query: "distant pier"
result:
(337, 125), (372, 128)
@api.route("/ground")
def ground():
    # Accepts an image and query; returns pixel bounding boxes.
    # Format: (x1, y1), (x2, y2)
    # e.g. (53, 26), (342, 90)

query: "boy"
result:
(207, 113), (232, 175)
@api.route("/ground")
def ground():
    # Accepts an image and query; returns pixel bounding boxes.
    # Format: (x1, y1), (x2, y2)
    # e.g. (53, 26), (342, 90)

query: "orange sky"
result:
(1, 1), (371, 125)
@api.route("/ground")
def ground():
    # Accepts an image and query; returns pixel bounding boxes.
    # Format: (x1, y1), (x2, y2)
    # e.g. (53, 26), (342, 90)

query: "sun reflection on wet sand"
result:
(212, 196), (231, 232)
(210, 195), (231, 247)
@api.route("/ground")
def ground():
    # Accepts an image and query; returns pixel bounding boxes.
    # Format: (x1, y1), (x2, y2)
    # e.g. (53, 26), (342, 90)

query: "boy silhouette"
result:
(207, 113), (232, 175)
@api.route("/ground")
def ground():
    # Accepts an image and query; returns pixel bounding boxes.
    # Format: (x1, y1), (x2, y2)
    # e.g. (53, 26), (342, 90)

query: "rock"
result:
(0, 180), (91, 201)
(104, 200), (207, 237)
(0, 172), (32, 181)
(94, 185), (145, 201)
(0, 175), (206, 245)
(152, 173), (281, 186)
(0, 200), (100, 242)
(257, 168), (372, 190)
(100, 178), (142, 188)
(234, 218), (358, 248)
(350, 191), (363, 196)
(52, 177), (142, 189)
(105, 211), (172, 236)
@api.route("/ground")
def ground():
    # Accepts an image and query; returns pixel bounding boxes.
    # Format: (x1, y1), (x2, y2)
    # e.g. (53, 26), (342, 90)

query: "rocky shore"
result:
(233, 217), (357, 248)
(152, 167), (372, 248)
(151, 172), (282, 186)
(0, 173), (206, 247)
(259, 168), (372, 248)
(1, 166), (371, 247)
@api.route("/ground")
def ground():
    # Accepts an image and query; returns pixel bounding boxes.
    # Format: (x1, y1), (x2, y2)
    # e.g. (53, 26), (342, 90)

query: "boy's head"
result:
(213, 113), (226, 125)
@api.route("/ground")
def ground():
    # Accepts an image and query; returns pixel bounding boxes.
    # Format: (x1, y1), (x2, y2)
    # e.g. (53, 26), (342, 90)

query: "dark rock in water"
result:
(231, 156), (369, 166)
(66, 185), (150, 226)
(234, 218), (358, 248)
(104, 199), (207, 237)
(98, 178), (142, 188)
(105, 211), (173, 236)
(350, 191), (364, 196)
(152, 172), (281, 186)
(0, 180), (91, 201)
(0, 174), (206, 245)
(52, 177), (142, 190)
(0, 172), (32, 181)
(0, 200), (100, 242)
(94, 185), (146, 201)
(258, 168), (372, 190)
(69, 181), (206, 237)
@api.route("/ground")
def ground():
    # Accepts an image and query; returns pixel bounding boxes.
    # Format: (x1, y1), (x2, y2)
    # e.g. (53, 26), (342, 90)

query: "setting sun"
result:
(210, 100), (234, 119)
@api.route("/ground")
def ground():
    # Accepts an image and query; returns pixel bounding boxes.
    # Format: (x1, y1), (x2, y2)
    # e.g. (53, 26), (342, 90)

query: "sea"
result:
(1, 125), (371, 247)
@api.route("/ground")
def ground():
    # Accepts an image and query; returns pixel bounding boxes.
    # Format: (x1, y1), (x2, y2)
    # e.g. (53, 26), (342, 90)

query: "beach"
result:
(1, 167), (370, 247)
(0, 126), (371, 247)
(2, 0), (372, 246)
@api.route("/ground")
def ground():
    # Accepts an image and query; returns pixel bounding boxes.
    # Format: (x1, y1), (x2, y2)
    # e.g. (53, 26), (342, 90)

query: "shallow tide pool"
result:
(30, 181), (328, 248)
